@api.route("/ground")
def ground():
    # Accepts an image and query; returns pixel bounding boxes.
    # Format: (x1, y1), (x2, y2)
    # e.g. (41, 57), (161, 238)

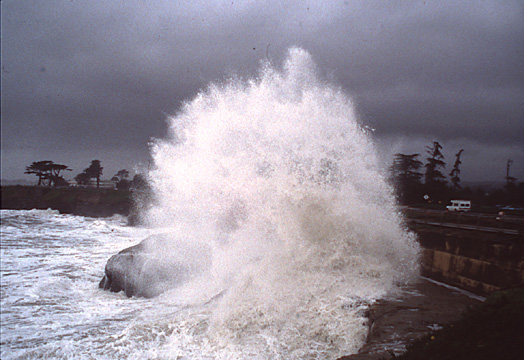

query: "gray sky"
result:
(2, 0), (523, 183)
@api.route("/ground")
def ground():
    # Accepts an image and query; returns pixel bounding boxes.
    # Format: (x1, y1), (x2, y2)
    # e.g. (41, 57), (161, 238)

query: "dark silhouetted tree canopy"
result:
(85, 160), (103, 188)
(449, 149), (464, 190)
(74, 172), (91, 186)
(424, 141), (447, 200)
(425, 141), (446, 185)
(111, 169), (130, 190)
(25, 160), (71, 186)
(390, 153), (423, 204)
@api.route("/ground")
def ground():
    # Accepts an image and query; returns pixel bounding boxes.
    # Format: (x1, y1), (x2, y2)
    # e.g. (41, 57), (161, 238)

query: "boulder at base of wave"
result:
(99, 236), (195, 298)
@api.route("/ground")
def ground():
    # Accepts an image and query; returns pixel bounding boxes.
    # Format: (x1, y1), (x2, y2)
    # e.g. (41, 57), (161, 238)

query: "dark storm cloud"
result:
(2, 0), (523, 181)
(304, 1), (524, 143)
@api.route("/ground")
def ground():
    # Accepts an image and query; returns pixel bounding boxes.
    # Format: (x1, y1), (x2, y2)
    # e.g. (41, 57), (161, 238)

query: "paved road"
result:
(408, 218), (521, 236)
(403, 207), (523, 236)
(404, 207), (523, 221)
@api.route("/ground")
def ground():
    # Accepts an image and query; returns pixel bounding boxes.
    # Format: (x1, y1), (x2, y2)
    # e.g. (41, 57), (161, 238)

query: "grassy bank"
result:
(1, 185), (132, 217)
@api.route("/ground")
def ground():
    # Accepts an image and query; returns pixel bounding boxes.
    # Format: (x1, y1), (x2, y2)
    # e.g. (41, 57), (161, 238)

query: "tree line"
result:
(389, 141), (523, 207)
(24, 160), (147, 190)
(24, 150), (522, 206)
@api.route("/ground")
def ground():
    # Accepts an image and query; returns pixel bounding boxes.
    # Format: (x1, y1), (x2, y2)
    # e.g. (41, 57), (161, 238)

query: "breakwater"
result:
(1, 185), (131, 218)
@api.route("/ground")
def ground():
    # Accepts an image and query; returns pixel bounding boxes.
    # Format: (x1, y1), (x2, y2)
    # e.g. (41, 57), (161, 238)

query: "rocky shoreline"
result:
(339, 278), (483, 359)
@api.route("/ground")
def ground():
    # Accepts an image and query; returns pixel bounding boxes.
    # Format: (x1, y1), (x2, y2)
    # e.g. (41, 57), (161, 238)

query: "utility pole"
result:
(506, 159), (513, 185)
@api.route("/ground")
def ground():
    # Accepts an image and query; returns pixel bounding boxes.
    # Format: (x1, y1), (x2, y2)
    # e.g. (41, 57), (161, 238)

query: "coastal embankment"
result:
(3, 189), (523, 358)
(342, 220), (524, 359)
(411, 222), (524, 296)
(1, 185), (132, 218)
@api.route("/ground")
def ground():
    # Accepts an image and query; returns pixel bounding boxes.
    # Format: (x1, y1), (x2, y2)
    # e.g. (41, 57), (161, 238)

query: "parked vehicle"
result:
(446, 200), (471, 212)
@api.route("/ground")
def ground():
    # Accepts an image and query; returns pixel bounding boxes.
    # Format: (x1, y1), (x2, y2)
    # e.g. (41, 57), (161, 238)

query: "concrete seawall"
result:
(414, 226), (524, 295)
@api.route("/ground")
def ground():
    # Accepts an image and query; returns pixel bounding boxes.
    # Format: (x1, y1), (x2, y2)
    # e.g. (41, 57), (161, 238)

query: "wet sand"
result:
(339, 277), (483, 359)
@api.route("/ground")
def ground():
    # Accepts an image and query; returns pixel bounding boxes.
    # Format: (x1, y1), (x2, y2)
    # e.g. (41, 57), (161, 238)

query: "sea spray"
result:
(144, 48), (420, 359)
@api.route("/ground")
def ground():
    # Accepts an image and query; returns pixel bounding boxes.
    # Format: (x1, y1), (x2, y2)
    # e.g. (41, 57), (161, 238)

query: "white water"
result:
(1, 48), (420, 359)
(0, 209), (165, 359)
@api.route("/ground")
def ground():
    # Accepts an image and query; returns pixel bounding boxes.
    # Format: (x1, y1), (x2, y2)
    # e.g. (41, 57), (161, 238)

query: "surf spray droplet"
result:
(145, 47), (420, 359)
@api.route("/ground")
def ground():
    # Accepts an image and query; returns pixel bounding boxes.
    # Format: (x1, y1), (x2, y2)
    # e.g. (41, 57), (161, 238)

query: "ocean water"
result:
(1, 48), (420, 359)
(0, 209), (164, 359)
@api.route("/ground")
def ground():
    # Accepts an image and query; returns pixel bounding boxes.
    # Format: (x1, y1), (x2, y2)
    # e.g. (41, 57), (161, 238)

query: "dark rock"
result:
(99, 235), (196, 298)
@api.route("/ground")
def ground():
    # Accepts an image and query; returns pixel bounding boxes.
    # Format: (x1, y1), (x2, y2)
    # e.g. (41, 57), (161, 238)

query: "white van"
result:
(446, 200), (471, 212)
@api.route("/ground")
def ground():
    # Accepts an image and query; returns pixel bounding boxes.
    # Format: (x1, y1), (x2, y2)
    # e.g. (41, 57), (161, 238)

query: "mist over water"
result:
(140, 48), (421, 358)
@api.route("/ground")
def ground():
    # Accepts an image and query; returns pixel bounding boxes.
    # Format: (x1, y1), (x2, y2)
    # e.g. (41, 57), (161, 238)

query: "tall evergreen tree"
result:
(449, 149), (464, 191)
(424, 141), (447, 199)
(390, 153), (423, 204)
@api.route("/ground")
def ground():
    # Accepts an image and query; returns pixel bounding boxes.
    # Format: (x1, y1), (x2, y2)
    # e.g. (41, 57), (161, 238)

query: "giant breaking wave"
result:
(140, 48), (420, 359)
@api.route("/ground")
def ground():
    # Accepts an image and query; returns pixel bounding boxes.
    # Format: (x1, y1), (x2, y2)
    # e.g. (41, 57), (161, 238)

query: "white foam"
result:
(141, 48), (421, 358)
(1, 48), (421, 359)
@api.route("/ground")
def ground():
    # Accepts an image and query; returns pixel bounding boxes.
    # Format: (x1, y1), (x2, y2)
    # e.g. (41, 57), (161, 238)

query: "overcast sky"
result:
(2, 0), (523, 183)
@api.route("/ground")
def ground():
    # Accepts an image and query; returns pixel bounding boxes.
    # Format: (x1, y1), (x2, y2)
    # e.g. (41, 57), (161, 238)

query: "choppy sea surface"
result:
(0, 209), (402, 360)
(0, 209), (176, 359)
